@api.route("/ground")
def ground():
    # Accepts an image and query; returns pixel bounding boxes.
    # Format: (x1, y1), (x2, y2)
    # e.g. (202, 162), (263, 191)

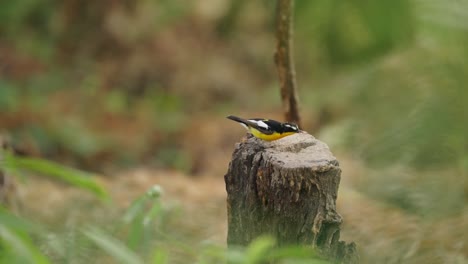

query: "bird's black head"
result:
(282, 123), (300, 133)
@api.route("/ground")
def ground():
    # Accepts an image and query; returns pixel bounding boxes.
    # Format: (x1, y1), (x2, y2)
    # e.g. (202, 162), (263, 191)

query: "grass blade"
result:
(83, 227), (144, 264)
(0, 209), (50, 264)
(4, 153), (108, 200)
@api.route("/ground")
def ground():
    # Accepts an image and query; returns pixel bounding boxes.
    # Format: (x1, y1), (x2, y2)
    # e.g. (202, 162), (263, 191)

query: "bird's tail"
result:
(227, 115), (253, 130)
(226, 115), (249, 125)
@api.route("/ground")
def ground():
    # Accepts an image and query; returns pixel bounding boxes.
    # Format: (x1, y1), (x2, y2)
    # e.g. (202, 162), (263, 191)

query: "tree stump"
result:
(224, 132), (358, 263)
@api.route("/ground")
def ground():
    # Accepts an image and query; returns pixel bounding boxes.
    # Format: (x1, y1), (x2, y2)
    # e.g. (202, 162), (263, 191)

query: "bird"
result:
(227, 115), (301, 141)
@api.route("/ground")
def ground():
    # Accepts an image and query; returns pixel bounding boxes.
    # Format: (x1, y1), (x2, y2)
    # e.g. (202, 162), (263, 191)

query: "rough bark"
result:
(275, 0), (301, 127)
(225, 133), (358, 263)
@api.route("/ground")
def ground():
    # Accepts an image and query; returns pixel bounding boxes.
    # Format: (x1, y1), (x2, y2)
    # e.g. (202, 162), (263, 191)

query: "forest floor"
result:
(18, 153), (468, 264)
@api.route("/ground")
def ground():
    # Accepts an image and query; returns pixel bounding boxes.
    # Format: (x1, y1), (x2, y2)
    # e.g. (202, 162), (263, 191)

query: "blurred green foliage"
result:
(1, 147), (108, 199)
(3, 152), (108, 200)
(293, 0), (468, 217)
(296, 0), (414, 64)
(0, 182), (327, 264)
(1, 0), (468, 262)
(0, 80), (19, 111)
(0, 209), (50, 264)
(3, 0), (463, 172)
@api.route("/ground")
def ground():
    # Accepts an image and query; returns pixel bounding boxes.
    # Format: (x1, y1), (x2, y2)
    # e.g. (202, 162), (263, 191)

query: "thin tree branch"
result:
(275, 0), (301, 127)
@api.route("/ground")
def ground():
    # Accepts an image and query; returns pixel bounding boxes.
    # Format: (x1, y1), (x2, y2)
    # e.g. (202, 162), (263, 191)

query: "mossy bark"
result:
(225, 133), (358, 263)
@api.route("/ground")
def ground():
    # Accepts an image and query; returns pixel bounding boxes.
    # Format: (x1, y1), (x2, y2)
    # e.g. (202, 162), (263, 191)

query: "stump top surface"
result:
(242, 132), (338, 170)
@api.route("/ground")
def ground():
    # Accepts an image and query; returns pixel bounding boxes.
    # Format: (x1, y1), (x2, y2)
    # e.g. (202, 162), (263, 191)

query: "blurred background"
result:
(0, 0), (467, 263)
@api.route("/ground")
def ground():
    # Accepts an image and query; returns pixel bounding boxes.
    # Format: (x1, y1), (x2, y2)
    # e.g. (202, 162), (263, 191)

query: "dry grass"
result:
(14, 155), (467, 264)
(339, 156), (468, 264)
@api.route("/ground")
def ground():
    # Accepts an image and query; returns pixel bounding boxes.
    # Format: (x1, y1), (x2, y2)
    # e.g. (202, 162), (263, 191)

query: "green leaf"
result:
(143, 202), (162, 226)
(122, 185), (163, 250)
(245, 236), (276, 264)
(83, 227), (144, 264)
(152, 248), (168, 264)
(0, 207), (41, 232)
(0, 209), (50, 264)
(123, 185), (163, 224)
(3, 153), (108, 200)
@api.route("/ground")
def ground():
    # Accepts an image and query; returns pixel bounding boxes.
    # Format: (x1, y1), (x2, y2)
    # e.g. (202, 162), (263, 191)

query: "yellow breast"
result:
(249, 127), (295, 141)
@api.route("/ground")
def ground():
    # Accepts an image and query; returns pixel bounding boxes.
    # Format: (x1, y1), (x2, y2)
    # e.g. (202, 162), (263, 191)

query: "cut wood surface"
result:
(225, 132), (358, 263)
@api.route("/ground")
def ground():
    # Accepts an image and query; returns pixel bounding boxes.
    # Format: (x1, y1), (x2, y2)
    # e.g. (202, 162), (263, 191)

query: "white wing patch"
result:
(284, 124), (298, 131)
(249, 120), (269, 129)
